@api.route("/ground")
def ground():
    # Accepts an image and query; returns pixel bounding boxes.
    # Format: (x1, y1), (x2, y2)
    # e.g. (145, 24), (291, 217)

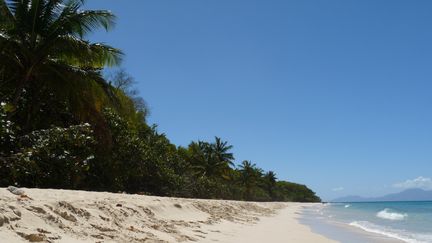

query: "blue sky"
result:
(86, 0), (432, 200)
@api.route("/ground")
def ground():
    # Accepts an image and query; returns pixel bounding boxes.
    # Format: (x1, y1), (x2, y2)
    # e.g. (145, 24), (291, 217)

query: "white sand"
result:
(0, 188), (336, 242)
(200, 203), (337, 243)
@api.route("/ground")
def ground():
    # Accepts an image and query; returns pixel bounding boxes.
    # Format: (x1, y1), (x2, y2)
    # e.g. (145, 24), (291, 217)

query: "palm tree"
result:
(0, 0), (122, 121)
(239, 160), (263, 200)
(187, 141), (210, 175)
(188, 137), (234, 179)
(263, 171), (277, 199)
(212, 136), (234, 166)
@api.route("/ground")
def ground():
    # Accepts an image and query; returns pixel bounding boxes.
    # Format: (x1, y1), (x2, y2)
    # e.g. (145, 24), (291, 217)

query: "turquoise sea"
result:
(302, 201), (432, 243)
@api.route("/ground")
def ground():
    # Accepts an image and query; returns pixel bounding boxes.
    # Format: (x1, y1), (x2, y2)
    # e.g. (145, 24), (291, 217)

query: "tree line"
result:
(0, 0), (320, 202)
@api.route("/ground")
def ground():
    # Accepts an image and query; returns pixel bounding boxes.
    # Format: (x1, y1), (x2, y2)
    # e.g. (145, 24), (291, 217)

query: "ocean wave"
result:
(349, 221), (432, 243)
(344, 204), (351, 208)
(376, 208), (407, 221)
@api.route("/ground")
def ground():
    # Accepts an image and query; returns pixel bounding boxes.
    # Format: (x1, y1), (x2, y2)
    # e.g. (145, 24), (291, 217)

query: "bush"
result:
(0, 102), (16, 151)
(0, 122), (95, 188)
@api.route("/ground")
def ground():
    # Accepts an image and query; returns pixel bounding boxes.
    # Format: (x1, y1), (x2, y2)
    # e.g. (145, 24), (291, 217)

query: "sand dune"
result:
(0, 188), (334, 242)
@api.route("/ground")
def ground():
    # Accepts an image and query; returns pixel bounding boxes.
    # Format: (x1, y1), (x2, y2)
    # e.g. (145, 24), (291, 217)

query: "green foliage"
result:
(184, 137), (234, 179)
(274, 181), (321, 202)
(106, 69), (149, 119)
(0, 0), (122, 131)
(0, 120), (95, 189)
(0, 1), (321, 203)
(0, 102), (15, 150)
(238, 160), (263, 200)
(263, 171), (277, 198)
(1, 98), (321, 202)
(85, 108), (184, 195)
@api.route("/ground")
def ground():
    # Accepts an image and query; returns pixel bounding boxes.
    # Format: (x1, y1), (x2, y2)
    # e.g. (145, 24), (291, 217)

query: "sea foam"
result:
(376, 208), (407, 221)
(349, 221), (432, 243)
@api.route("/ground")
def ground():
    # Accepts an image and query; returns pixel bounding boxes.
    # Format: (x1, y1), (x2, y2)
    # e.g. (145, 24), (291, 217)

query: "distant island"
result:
(332, 188), (432, 202)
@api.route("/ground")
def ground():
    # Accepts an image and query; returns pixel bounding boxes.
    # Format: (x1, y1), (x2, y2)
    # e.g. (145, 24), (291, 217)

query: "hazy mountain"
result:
(332, 188), (432, 202)
(331, 195), (367, 202)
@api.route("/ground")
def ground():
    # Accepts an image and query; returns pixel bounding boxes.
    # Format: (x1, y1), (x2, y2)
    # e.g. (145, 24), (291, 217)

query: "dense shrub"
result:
(0, 114), (95, 189)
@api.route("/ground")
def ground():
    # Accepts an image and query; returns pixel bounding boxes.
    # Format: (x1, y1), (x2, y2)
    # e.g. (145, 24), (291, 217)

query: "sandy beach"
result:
(200, 203), (336, 243)
(0, 188), (336, 243)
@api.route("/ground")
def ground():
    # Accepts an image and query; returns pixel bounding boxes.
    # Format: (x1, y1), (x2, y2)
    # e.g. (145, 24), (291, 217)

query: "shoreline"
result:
(300, 204), (405, 243)
(200, 203), (337, 243)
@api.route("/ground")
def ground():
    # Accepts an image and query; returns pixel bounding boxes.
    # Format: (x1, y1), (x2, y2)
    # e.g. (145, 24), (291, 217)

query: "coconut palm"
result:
(0, 0), (122, 121)
(212, 136), (234, 166)
(239, 160), (263, 200)
(263, 171), (277, 199)
(188, 137), (234, 179)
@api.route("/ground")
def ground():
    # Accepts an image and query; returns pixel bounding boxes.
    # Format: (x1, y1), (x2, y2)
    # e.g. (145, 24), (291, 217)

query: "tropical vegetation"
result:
(0, 0), (320, 202)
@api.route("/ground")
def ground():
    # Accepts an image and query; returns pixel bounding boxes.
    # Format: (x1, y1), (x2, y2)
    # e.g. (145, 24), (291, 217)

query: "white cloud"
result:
(393, 176), (432, 190)
(332, 187), (344, 192)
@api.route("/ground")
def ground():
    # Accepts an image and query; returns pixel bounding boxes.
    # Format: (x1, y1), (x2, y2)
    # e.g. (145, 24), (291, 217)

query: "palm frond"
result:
(0, 32), (25, 69)
(41, 0), (64, 28)
(5, 0), (29, 15)
(51, 8), (116, 38)
(49, 35), (123, 67)
(1, 0), (121, 118)
(28, 0), (46, 45)
(39, 59), (111, 119)
(5, 0), (33, 43)
(0, 0), (15, 28)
